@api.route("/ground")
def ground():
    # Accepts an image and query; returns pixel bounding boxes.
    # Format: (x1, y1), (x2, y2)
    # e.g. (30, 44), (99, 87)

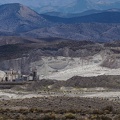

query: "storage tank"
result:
(0, 70), (6, 81)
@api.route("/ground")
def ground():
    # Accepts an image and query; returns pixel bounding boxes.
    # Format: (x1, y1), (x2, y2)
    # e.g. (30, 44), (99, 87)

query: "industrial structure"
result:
(0, 69), (39, 82)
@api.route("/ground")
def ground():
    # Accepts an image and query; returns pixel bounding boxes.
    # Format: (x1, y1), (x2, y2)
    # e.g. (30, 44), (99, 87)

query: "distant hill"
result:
(0, 3), (120, 42)
(44, 9), (102, 18)
(0, 3), (50, 33)
(21, 23), (120, 42)
(41, 9), (120, 24)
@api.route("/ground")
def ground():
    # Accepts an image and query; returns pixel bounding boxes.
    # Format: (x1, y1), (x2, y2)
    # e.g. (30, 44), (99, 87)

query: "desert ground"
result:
(0, 41), (120, 119)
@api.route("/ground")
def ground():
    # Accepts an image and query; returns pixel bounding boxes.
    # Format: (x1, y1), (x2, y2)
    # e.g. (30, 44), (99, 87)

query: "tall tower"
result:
(32, 68), (37, 81)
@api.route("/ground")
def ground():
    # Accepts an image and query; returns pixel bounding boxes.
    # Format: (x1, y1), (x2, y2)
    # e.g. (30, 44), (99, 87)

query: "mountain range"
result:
(41, 9), (120, 23)
(0, 3), (120, 42)
(0, 3), (51, 33)
(1, 0), (120, 13)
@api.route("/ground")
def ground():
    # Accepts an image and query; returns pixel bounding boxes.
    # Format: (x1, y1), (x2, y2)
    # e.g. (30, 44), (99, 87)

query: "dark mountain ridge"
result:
(44, 9), (103, 18)
(41, 10), (120, 24)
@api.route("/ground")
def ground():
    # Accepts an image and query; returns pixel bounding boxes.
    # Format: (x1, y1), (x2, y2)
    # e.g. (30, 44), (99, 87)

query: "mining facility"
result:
(0, 69), (39, 83)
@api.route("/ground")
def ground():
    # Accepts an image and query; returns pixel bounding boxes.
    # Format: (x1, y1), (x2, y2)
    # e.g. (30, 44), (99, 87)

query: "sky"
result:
(0, 0), (120, 13)
(0, 0), (120, 5)
(0, 0), (76, 7)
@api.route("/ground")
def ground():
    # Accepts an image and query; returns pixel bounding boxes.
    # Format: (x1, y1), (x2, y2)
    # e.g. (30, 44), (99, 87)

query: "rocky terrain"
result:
(0, 40), (101, 73)
(0, 39), (120, 79)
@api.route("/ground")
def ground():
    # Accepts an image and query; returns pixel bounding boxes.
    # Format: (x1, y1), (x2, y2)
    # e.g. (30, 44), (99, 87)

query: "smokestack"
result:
(32, 69), (37, 81)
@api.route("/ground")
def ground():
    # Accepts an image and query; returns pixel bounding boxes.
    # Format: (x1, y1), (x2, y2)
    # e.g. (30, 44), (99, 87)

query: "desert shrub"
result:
(64, 113), (76, 119)
(43, 109), (53, 113)
(102, 105), (113, 112)
(14, 114), (25, 120)
(55, 109), (67, 114)
(90, 115), (98, 120)
(92, 109), (102, 114)
(0, 109), (6, 114)
(114, 115), (120, 120)
(0, 116), (4, 120)
(29, 108), (38, 113)
(104, 110), (110, 114)
(68, 109), (77, 114)
(100, 115), (112, 120)
(19, 108), (29, 114)
(43, 113), (56, 120)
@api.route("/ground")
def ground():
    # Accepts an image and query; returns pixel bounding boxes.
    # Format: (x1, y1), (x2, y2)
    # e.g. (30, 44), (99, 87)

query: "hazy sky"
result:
(0, 0), (120, 13)
(0, 0), (120, 6)
(0, 0), (76, 7)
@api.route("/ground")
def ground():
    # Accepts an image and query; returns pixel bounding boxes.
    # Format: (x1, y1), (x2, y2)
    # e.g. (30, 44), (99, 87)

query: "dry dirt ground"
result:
(0, 97), (119, 120)
(0, 76), (119, 119)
